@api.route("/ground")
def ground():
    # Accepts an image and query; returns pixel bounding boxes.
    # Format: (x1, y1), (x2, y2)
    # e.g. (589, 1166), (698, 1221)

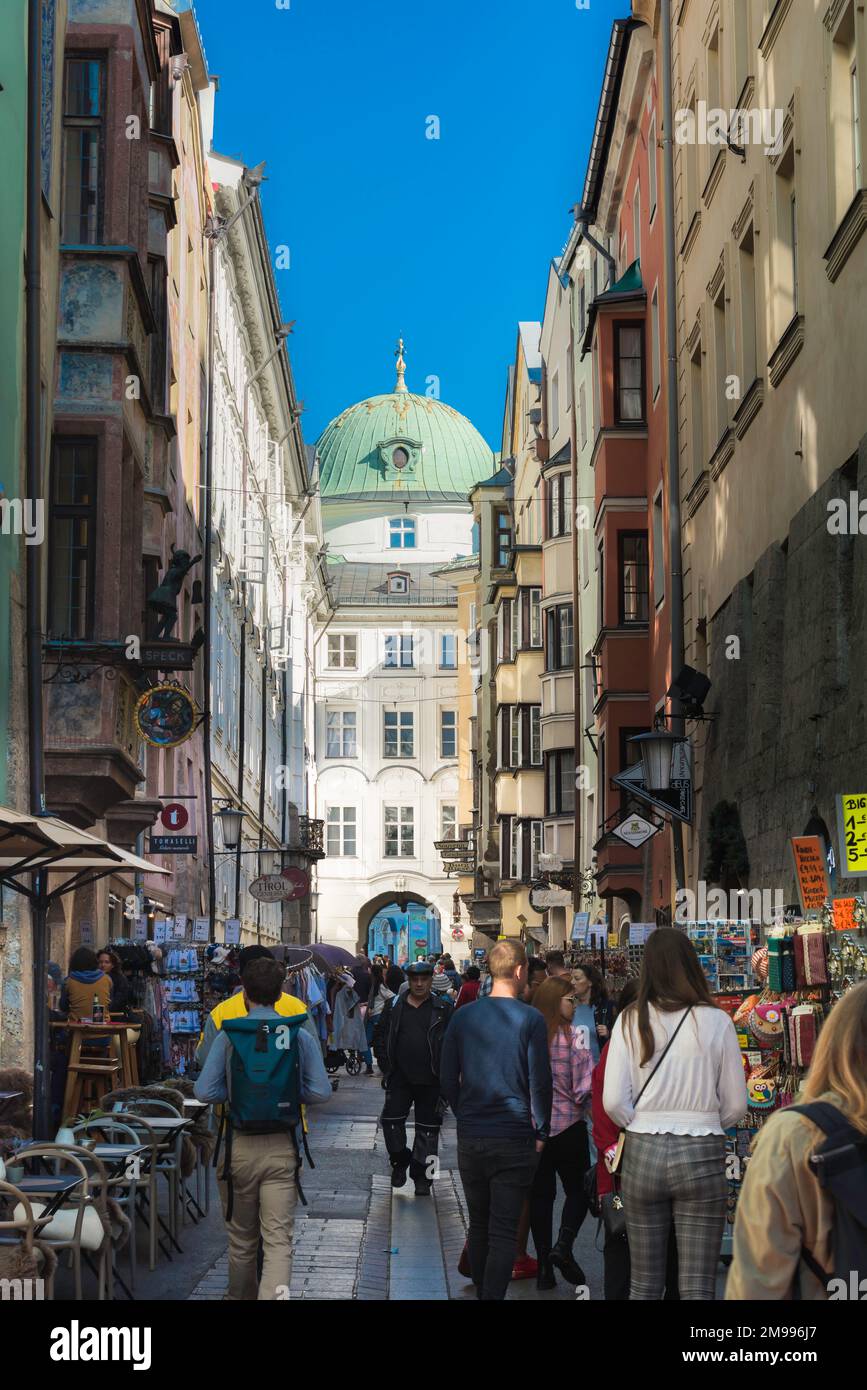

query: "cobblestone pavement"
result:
(188, 1069), (604, 1302)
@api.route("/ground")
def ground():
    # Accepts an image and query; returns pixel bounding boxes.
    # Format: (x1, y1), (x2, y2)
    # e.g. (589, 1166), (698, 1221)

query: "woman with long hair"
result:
(365, 961), (395, 1071)
(60, 946), (112, 1021)
(603, 928), (748, 1299)
(727, 981), (867, 1299)
(97, 946), (132, 1016)
(529, 976), (593, 1290)
(571, 960), (614, 1062)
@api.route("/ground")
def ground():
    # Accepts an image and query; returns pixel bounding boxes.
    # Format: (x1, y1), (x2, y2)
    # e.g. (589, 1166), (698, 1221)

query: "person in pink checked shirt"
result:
(528, 977), (593, 1291)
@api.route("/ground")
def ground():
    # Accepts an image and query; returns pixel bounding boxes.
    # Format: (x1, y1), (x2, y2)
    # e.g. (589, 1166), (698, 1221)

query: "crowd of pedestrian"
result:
(175, 931), (867, 1303)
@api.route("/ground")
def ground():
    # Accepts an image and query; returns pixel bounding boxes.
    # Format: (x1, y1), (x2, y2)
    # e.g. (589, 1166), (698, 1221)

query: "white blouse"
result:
(602, 1003), (748, 1137)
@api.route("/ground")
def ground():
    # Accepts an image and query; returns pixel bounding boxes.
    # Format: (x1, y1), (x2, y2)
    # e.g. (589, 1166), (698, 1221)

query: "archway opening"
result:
(358, 892), (441, 963)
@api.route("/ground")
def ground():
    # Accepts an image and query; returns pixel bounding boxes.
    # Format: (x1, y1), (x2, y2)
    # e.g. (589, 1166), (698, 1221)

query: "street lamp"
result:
(216, 805), (244, 851)
(628, 728), (685, 793)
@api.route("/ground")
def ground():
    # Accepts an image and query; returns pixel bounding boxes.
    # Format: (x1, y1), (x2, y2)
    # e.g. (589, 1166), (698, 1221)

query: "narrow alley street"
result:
(185, 1072), (602, 1302)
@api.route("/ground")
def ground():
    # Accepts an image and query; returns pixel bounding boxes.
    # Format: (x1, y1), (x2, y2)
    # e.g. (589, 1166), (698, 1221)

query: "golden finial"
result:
(394, 336), (407, 393)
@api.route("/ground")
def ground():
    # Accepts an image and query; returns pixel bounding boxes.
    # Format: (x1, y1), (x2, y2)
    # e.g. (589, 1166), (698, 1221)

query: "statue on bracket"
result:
(146, 547), (202, 639)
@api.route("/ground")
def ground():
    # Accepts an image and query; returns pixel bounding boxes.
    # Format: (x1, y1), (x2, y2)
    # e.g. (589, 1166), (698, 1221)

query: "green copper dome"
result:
(317, 387), (495, 502)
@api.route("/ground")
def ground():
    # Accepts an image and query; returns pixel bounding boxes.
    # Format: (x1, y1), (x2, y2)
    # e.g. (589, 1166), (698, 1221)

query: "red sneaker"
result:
(511, 1254), (538, 1280)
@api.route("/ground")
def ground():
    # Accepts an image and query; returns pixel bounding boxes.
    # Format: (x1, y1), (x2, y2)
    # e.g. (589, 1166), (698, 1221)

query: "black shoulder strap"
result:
(788, 1102), (861, 1147)
(633, 1007), (693, 1110)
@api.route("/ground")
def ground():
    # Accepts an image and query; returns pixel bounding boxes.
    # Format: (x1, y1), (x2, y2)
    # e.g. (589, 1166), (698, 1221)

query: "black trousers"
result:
(380, 1075), (442, 1180)
(529, 1119), (590, 1259)
(458, 1134), (539, 1300)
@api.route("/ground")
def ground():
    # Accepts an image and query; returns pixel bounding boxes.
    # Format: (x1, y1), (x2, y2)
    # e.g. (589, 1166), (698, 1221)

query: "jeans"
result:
(529, 1119), (590, 1258)
(380, 1076), (442, 1180)
(363, 1013), (375, 1066)
(458, 1134), (540, 1300)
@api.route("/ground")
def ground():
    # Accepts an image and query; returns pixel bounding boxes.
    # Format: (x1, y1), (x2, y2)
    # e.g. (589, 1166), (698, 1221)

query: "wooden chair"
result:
(12, 1145), (113, 1300)
(0, 1178), (57, 1299)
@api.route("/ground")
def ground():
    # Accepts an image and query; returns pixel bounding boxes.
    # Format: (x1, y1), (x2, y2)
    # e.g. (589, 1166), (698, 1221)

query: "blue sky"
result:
(197, 0), (624, 448)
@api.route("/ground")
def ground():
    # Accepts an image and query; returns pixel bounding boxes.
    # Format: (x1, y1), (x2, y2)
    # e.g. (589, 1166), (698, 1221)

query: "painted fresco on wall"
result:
(57, 352), (113, 410)
(60, 263), (123, 339)
(41, 0), (57, 198)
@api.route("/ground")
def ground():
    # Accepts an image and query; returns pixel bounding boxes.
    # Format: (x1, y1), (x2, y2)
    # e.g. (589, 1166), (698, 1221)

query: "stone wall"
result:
(699, 433), (867, 902)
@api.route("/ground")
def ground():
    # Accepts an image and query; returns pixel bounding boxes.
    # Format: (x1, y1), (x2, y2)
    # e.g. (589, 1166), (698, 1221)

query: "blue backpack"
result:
(222, 1013), (306, 1133)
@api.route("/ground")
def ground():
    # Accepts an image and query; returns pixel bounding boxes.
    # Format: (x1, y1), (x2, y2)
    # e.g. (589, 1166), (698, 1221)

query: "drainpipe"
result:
(567, 285), (581, 922)
(576, 217), (615, 289)
(202, 237), (217, 939)
(661, 0), (687, 897)
(26, 0), (50, 1138)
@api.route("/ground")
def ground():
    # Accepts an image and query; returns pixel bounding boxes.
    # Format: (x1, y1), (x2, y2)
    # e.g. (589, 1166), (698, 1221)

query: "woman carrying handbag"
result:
(603, 929), (748, 1300)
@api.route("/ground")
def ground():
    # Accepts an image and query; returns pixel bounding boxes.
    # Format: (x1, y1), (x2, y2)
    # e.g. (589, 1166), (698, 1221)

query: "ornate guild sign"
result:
(134, 683), (198, 748)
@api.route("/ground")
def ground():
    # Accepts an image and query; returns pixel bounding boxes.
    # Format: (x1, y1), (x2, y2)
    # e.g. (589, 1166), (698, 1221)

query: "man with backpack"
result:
(195, 956), (332, 1300)
(373, 960), (453, 1195)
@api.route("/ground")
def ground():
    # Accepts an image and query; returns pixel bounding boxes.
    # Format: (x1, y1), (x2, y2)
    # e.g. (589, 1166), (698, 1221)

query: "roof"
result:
(578, 18), (637, 225)
(519, 322), (542, 371)
(474, 463), (514, 491)
(317, 387), (496, 502)
(326, 561), (460, 607)
(580, 259), (646, 357)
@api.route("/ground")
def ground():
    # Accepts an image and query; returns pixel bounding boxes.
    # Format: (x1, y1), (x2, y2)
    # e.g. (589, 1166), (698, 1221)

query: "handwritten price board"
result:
(790, 836), (829, 912)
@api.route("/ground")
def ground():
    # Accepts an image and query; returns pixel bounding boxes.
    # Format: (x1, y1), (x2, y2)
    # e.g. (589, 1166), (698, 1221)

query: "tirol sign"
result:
(250, 873), (294, 903)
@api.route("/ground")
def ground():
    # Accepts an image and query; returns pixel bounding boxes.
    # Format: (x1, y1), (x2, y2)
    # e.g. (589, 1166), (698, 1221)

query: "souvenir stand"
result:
(108, 938), (171, 1082)
(686, 917), (840, 1256)
(162, 940), (205, 1075)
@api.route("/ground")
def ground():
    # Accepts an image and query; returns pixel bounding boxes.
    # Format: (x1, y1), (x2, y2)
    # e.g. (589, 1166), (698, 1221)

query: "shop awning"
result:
(0, 805), (171, 903)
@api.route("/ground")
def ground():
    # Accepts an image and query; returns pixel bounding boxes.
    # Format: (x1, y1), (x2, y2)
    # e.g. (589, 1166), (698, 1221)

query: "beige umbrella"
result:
(0, 805), (172, 1135)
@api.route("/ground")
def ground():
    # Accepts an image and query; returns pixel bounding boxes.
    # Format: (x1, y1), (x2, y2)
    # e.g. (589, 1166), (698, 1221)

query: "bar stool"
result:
(62, 1030), (121, 1121)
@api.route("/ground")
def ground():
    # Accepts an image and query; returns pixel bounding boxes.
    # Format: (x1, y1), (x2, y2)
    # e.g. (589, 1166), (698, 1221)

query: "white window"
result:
(325, 709), (356, 758)
(440, 804), (457, 839)
(530, 706), (542, 765)
(327, 807), (356, 856)
(510, 597), (520, 655)
(389, 517), (416, 549)
(387, 571), (409, 594)
(530, 820), (543, 879)
(651, 286), (661, 400)
(509, 817), (520, 879)
(648, 112), (657, 219)
(550, 371), (560, 436)
(653, 490), (665, 606)
(384, 806), (414, 857)
(439, 631), (458, 669)
(327, 633), (357, 669)
(383, 709), (414, 757)
(384, 633), (414, 668)
(529, 588), (542, 647)
(440, 709), (457, 758)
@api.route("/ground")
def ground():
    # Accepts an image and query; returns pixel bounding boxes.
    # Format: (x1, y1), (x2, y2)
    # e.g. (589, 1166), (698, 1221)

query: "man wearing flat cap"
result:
(372, 960), (453, 1195)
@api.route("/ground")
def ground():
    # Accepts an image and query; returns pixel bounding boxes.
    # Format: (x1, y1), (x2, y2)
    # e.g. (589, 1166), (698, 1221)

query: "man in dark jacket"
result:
(372, 961), (452, 1196)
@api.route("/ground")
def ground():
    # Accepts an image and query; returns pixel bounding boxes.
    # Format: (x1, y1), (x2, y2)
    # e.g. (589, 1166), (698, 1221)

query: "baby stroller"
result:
(324, 1047), (363, 1076)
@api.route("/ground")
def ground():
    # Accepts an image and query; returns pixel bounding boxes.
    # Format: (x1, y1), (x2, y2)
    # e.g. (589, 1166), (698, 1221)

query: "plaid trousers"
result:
(620, 1131), (727, 1300)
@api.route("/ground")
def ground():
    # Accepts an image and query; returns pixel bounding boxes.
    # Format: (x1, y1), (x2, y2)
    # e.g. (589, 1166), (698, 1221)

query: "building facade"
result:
(673, 0), (867, 903)
(313, 352), (495, 956)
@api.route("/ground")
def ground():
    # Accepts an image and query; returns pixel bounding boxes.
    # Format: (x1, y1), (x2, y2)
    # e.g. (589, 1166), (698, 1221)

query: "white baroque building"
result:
(313, 347), (496, 957)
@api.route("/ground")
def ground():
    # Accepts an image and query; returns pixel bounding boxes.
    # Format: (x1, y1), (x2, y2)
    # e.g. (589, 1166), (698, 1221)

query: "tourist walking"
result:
(455, 965), (482, 1009)
(364, 962), (394, 1070)
(373, 961), (453, 1195)
(571, 960), (615, 1064)
(196, 945), (310, 1067)
(194, 956), (332, 1300)
(603, 928), (748, 1300)
(727, 980), (867, 1299)
(529, 977), (593, 1289)
(440, 939), (552, 1300)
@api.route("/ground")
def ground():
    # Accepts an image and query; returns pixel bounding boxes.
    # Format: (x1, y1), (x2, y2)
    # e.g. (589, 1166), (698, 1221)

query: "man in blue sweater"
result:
(440, 938), (552, 1300)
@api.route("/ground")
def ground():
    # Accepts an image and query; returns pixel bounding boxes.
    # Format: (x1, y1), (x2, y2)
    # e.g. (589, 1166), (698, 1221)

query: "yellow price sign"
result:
(837, 794), (867, 877)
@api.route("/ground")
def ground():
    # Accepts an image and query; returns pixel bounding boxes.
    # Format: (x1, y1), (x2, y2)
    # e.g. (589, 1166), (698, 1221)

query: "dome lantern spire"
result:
(394, 336), (407, 393)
